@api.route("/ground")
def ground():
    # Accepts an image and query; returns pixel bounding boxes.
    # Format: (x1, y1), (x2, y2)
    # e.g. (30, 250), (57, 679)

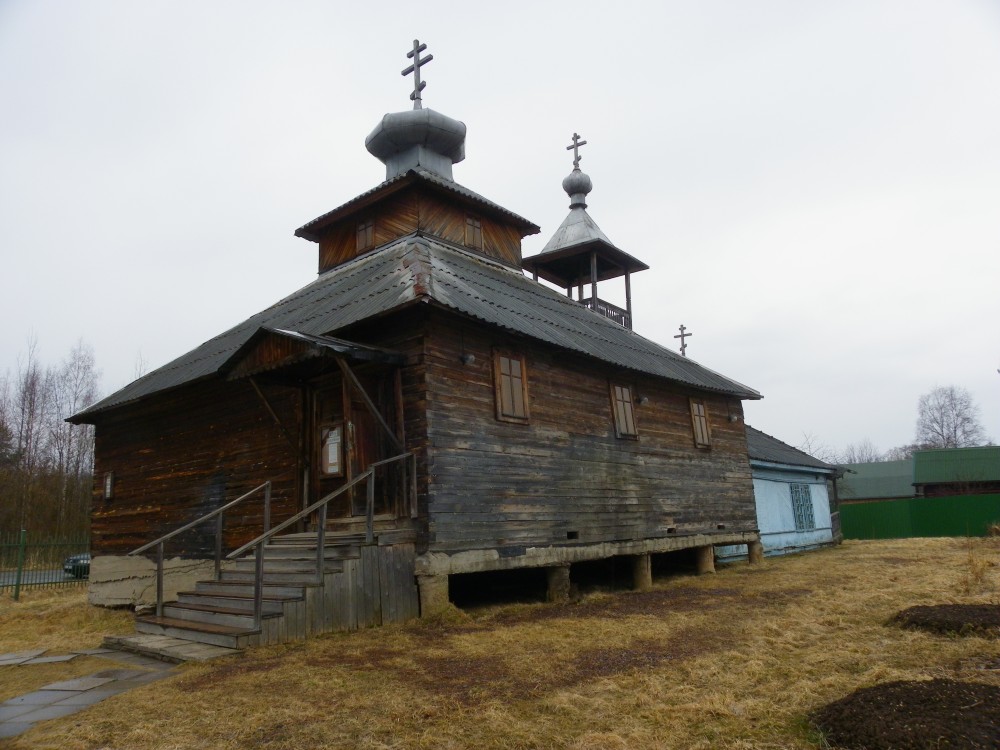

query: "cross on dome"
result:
(401, 39), (434, 110)
(566, 132), (588, 169)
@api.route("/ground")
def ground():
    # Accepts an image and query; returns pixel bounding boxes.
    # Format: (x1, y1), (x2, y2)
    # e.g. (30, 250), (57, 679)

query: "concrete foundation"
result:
(88, 555), (218, 608)
(748, 540), (764, 565)
(695, 545), (716, 575)
(417, 574), (450, 616)
(631, 553), (652, 591)
(546, 564), (571, 603)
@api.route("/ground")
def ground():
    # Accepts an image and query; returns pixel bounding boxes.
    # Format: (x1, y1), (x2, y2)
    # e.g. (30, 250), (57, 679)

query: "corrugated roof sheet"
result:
(837, 460), (914, 500)
(745, 426), (836, 472)
(73, 235), (759, 421)
(913, 447), (1000, 485)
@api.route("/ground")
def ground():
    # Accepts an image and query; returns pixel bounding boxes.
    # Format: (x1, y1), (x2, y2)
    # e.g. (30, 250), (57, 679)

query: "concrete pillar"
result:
(632, 553), (652, 591)
(695, 545), (716, 575)
(748, 540), (764, 565)
(546, 564), (571, 603)
(417, 574), (450, 616)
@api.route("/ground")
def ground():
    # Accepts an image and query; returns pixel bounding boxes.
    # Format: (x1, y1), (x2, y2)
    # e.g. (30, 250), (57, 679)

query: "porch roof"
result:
(71, 234), (760, 423)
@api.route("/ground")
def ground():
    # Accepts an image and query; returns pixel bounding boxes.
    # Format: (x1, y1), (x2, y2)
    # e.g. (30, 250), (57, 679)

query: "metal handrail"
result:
(223, 451), (414, 631)
(127, 481), (272, 621)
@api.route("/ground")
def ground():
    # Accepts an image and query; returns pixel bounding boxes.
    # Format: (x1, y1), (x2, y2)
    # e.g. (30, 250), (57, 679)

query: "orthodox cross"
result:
(401, 39), (433, 110)
(566, 132), (587, 169)
(674, 324), (693, 357)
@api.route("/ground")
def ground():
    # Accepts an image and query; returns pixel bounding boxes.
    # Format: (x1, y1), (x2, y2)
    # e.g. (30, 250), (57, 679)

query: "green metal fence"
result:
(840, 493), (1000, 540)
(0, 530), (90, 600)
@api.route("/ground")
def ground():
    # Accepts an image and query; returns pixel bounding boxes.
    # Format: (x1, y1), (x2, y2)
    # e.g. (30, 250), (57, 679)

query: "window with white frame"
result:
(790, 483), (815, 531)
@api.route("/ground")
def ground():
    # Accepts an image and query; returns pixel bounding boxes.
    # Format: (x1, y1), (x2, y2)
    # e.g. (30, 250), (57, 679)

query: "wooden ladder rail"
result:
(226, 451), (415, 631)
(127, 481), (273, 620)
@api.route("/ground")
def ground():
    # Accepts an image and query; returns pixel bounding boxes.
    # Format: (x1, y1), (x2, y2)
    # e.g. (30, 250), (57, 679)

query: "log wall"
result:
(91, 379), (302, 556)
(420, 311), (756, 555)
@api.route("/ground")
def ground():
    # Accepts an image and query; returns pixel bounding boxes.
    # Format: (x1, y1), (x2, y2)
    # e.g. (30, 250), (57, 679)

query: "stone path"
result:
(0, 641), (234, 740)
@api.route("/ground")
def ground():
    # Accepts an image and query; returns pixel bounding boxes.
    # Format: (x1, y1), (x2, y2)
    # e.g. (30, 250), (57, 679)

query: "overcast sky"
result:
(1, 0), (998, 456)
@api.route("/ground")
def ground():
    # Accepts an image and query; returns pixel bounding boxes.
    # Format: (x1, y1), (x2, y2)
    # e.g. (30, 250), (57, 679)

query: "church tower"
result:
(522, 134), (648, 329)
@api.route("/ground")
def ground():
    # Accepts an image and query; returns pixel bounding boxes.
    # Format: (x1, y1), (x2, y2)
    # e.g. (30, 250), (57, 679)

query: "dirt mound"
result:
(812, 679), (1000, 749)
(890, 604), (1000, 637)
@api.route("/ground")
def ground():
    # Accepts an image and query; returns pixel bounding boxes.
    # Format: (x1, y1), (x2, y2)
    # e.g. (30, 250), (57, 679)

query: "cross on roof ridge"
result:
(401, 39), (433, 110)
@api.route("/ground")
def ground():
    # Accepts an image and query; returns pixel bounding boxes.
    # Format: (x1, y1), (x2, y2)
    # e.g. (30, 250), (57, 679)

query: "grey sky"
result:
(2, 0), (998, 455)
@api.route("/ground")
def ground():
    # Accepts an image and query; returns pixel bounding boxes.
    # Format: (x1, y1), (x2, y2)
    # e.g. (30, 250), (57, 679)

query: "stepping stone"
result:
(0, 722), (35, 739)
(2, 690), (70, 706)
(8, 703), (81, 723)
(0, 649), (46, 666)
(39, 677), (116, 692)
(23, 654), (77, 665)
(71, 648), (116, 656)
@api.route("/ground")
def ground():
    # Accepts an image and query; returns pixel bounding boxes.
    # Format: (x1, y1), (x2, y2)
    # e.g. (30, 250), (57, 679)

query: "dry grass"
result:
(3, 538), (1000, 750)
(0, 587), (134, 653)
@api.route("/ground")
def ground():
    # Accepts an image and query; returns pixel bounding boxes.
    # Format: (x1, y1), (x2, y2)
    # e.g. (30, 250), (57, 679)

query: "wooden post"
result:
(748, 540), (764, 564)
(590, 251), (598, 306)
(546, 564), (571, 603)
(417, 574), (450, 616)
(696, 545), (716, 575)
(631, 553), (652, 591)
(624, 270), (632, 329)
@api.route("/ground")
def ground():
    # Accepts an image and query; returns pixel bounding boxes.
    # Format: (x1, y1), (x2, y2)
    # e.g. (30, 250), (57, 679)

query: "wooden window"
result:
(465, 215), (483, 250)
(611, 384), (638, 438)
(790, 483), (815, 531)
(319, 423), (344, 477)
(690, 398), (712, 448)
(103, 471), (114, 501)
(494, 351), (529, 422)
(356, 219), (375, 252)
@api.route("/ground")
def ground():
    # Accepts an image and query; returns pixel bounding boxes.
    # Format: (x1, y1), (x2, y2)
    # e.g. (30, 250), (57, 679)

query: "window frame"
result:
(610, 383), (639, 439)
(356, 218), (375, 252)
(318, 422), (345, 478)
(493, 350), (530, 423)
(689, 397), (712, 448)
(790, 483), (815, 532)
(465, 214), (483, 250)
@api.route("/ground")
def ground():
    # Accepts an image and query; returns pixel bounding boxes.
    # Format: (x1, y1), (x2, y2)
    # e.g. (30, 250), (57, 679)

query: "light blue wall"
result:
(718, 464), (834, 560)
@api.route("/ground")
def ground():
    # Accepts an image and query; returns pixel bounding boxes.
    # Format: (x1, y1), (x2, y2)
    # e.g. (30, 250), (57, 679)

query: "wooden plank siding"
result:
(90, 379), (302, 556)
(317, 186), (522, 274)
(419, 311), (756, 556)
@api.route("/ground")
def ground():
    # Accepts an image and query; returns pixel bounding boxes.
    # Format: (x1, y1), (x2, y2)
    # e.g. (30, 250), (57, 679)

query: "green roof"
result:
(913, 447), (1000, 485)
(838, 460), (914, 500)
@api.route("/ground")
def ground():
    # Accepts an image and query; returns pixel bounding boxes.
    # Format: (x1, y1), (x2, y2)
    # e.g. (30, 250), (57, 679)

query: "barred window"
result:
(611, 384), (638, 438)
(790, 483), (815, 531)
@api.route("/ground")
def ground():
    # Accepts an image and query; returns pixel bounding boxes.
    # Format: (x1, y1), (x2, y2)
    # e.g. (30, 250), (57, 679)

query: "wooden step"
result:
(257, 545), (361, 561)
(176, 590), (301, 615)
(194, 579), (313, 598)
(229, 558), (348, 573)
(219, 567), (338, 584)
(135, 615), (258, 649)
(161, 601), (279, 629)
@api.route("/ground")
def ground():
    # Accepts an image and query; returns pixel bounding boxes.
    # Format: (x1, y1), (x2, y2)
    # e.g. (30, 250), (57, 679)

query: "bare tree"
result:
(915, 386), (987, 449)
(796, 432), (839, 463)
(839, 439), (885, 464)
(884, 443), (922, 461)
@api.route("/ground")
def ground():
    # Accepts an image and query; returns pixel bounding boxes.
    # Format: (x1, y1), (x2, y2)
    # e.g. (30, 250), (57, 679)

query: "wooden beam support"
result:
(249, 378), (298, 451)
(335, 357), (404, 453)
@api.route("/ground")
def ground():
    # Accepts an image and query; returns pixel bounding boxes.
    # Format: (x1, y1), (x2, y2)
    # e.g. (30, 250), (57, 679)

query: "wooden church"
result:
(72, 42), (764, 651)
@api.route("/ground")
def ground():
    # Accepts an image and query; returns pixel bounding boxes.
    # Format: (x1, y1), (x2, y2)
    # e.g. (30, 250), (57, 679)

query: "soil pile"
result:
(812, 678), (1000, 749)
(891, 604), (1000, 637)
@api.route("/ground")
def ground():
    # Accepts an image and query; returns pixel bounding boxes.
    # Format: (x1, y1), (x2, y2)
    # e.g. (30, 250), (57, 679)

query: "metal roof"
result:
(294, 167), (539, 241)
(837, 460), (915, 500)
(913, 447), (1000, 485)
(72, 235), (759, 422)
(744, 426), (837, 473)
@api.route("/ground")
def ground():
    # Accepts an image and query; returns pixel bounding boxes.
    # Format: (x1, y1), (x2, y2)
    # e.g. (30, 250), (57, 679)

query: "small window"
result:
(103, 471), (114, 501)
(320, 424), (344, 477)
(357, 219), (375, 252)
(611, 384), (638, 438)
(690, 398), (711, 448)
(494, 351), (529, 422)
(790, 483), (815, 531)
(465, 215), (483, 250)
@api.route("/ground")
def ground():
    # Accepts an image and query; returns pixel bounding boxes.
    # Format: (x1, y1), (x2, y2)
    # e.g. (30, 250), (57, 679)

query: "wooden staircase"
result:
(110, 530), (419, 656)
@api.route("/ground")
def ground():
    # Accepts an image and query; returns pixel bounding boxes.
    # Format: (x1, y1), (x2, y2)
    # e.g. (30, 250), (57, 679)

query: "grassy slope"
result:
(2, 538), (999, 750)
